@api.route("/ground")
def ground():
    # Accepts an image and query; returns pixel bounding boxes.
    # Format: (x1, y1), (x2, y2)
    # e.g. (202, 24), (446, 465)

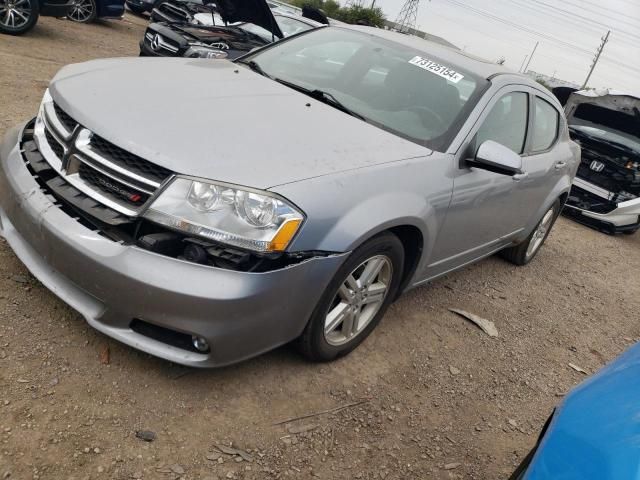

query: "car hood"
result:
(48, 58), (429, 189)
(216, 0), (283, 39)
(168, 23), (268, 49)
(524, 342), (640, 480)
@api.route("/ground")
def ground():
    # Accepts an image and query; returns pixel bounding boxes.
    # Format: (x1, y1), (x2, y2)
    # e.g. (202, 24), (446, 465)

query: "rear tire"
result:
(296, 232), (404, 362)
(500, 200), (560, 266)
(0, 0), (39, 35)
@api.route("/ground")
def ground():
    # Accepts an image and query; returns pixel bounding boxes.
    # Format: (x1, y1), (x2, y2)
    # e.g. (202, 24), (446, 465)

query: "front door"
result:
(427, 88), (532, 277)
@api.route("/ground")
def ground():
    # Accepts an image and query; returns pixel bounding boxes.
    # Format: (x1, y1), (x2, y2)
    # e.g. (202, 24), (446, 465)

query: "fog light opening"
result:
(192, 335), (210, 353)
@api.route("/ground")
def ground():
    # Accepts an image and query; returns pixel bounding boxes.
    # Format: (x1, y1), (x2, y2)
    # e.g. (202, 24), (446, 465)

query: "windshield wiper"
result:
(274, 78), (366, 121)
(239, 60), (272, 79)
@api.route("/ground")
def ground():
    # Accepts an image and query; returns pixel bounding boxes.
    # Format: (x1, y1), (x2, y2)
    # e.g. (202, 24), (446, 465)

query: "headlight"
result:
(185, 45), (228, 59)
(144, 178), (304, 252)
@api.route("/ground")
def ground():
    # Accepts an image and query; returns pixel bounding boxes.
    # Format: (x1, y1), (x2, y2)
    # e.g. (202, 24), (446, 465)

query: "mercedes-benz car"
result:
(0, 26), (579, 367)
(66, 0), (125, 23)
(0, 0), (71, 35)
(140, 2), (322, 60)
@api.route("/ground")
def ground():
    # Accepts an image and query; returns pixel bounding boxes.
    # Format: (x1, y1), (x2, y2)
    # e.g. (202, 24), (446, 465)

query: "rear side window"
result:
(531, 97), (559, 152)
(475, 92), (528, 154)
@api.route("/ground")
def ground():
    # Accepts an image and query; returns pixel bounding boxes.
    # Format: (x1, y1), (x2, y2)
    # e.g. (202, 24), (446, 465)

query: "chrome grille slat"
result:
(34, 97), (174, 217)
(43, 101), (73, 140)
(71, 153), (155, 195)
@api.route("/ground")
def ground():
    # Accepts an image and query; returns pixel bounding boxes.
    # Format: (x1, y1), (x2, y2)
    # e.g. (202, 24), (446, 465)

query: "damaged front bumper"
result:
(564, 178), (640, 234)
(0, 123), (347, 367)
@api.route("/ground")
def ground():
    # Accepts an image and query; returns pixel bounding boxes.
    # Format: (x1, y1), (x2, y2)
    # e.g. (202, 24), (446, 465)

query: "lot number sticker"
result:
(408, 56), (465, 83)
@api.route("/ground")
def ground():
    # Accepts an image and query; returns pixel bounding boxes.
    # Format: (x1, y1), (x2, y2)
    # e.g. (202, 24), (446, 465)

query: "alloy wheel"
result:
(67, 0), (94, 22)
(324, 255), (393, 346)
(0, 0), (31, 29)
(526, 207), (555, 259)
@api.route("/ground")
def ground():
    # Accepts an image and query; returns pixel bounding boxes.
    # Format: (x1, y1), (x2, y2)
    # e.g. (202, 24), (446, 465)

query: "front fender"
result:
(272, 155), (453, 264)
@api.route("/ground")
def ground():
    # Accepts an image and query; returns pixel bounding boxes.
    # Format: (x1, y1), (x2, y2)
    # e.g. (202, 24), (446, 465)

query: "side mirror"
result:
(467, 140), (523, 176)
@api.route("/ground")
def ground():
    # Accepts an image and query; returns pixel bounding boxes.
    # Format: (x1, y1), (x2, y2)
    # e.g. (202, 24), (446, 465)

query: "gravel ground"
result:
(1, 15), (639, 480)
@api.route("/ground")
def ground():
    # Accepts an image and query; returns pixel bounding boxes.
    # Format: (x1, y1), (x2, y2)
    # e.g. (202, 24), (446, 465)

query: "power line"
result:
(561, 0), (640, 28)
(528, 0), (640, 42)
(506, 0), (640, 49)
(508, 0), (605, 35)
(440, 0), (593, 55)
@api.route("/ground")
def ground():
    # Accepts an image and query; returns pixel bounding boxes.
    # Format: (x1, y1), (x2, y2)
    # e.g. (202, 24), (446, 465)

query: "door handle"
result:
(512, 172), (529, 182)
(555, 161), (567, 170)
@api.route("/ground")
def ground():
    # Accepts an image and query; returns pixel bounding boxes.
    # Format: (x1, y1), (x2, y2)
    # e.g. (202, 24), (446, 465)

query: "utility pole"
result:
(518, 54), (528, 73)
(582, 30), (610, 89)
(522, 41), (538, 74)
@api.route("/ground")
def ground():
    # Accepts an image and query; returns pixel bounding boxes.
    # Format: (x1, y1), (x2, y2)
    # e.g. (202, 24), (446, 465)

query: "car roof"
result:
(340, 25), (526, 81)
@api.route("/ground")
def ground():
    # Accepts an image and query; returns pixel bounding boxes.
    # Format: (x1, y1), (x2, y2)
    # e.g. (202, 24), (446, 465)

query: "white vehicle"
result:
(563, 90), (640, 234)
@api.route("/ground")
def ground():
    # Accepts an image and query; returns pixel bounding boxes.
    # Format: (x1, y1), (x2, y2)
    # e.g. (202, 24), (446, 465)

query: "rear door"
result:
(518, 94), (571, 224)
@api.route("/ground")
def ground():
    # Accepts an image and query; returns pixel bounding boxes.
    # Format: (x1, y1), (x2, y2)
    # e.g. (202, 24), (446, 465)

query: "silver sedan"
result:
(0, 26), (580, 366)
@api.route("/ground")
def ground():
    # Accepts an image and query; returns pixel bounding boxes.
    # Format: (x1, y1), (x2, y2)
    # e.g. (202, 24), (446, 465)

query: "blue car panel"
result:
(523, 343), (640, 480)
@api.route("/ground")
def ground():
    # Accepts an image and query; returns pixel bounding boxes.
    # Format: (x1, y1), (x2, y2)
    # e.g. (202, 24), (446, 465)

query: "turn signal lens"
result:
(268, 219), (303, 252)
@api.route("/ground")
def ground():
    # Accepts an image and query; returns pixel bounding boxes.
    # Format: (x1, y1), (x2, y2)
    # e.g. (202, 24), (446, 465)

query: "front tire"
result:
(66, 0), (97, 23)
(500, 200), (560, 266)
(0, 0), (39, 35)
(296, 232), (404, 362)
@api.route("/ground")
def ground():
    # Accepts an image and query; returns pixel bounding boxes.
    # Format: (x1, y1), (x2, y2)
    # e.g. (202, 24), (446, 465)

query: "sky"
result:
(372, 0), (640, 95)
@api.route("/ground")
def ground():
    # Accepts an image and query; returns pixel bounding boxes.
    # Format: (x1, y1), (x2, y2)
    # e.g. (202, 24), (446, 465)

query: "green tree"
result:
(287, 0), (386, 27)
(336, 4), (385, 26)
(322, 0), (340, 17)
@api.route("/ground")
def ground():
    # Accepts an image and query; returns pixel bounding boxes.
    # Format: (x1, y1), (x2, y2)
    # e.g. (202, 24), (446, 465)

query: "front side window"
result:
(475, 92), (528, 154)
(246, 27), (487, 150)
(531, 97), (559, 152)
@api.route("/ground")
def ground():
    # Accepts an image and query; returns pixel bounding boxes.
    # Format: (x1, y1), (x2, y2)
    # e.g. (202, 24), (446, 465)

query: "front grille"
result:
(78, 163), (151, 207)
(144, 31), (180, 55)
(53, 104), (77, 133)
(44, 128), (64, 159)
(90, 135), (171, 183)
(36, 100), (174, 216)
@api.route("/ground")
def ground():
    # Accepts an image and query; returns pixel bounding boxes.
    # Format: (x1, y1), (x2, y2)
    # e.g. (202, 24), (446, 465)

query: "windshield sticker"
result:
(408, 56), (464, 83)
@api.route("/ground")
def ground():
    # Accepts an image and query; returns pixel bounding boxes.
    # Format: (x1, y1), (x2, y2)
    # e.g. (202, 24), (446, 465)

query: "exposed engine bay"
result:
(561, 89), (640, 234)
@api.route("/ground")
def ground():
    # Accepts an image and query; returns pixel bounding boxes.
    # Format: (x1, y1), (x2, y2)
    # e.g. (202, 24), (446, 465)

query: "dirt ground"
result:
(1, 14), (639, 480)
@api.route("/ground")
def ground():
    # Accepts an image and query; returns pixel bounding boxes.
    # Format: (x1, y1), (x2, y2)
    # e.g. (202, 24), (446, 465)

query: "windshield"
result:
(569, 102), (640, 154)
(240, 15), (314, 41)
(571, 124), (640, 154)
(246, 27), (486, 150)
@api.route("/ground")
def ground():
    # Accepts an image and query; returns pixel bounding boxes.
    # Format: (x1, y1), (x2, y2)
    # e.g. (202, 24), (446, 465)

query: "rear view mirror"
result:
(468, 140), (523, 176)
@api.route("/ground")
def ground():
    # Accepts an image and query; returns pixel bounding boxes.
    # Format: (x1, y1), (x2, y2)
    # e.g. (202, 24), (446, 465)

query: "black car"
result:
(1, 0), (71, 34)
(139, 0), (322, 59)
